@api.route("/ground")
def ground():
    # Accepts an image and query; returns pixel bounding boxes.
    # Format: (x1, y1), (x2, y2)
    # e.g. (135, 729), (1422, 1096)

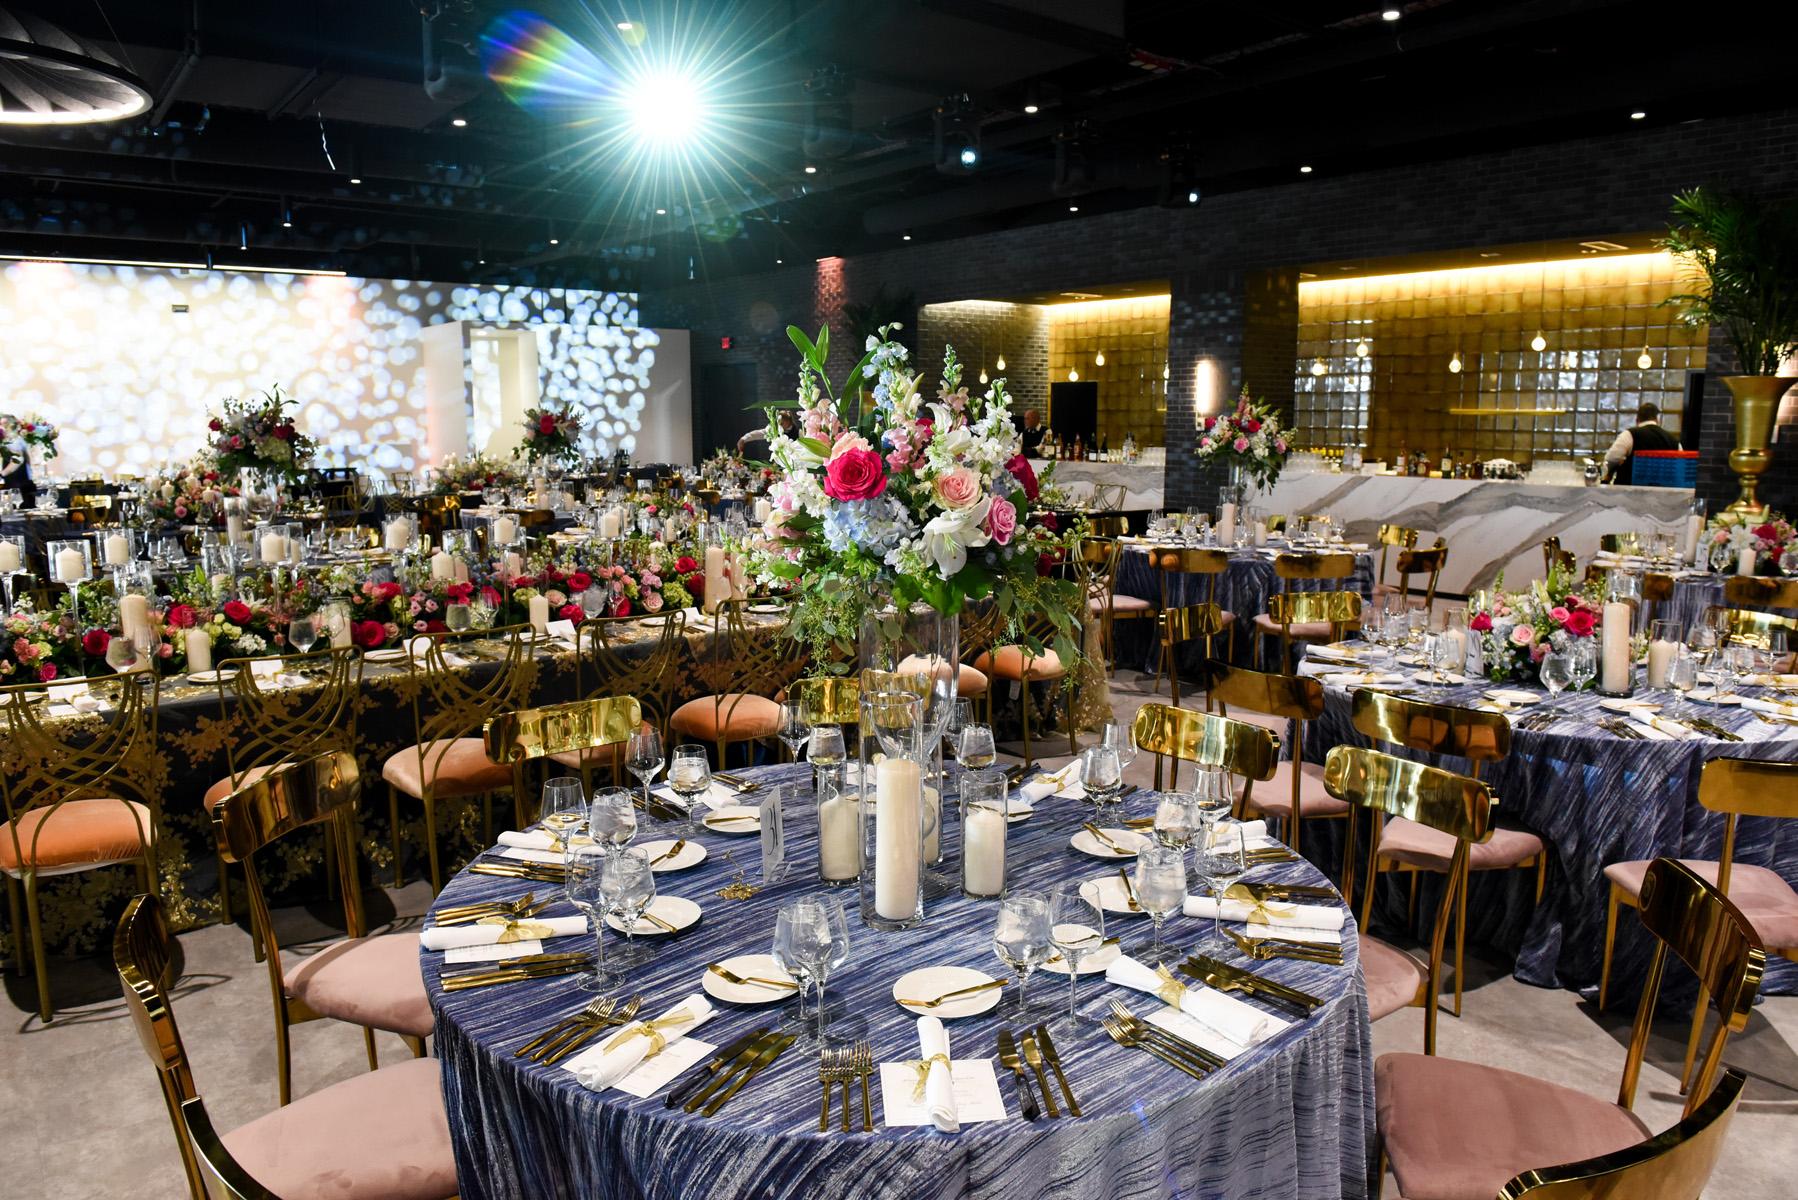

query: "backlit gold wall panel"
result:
(1294, 253), (1705, 464)
(1047, 295), (1170, 447)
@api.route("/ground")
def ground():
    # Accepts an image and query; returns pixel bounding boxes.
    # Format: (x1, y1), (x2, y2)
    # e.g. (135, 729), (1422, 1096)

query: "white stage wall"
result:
(0, 261), (693, 476)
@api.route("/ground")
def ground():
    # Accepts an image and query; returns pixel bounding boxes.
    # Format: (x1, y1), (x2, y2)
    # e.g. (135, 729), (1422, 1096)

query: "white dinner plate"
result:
(185, 669), (233, 685)
(701, 953), (799, 1006)
(747, 603), (787, 614)
(1069, 826), (1146, 860)
(1005, 798), (1035, 824)
(1485, 690), (1540, 706)
(892, 965), (1003, 1019)
(605, 894), (702, 936)
(1687, 690), (1743, 706)
(365, 647), (409, 664)
(1035, 939), (1122, 977)
(702, 805), (761, 835)
(1082, 873), (1151, 916)
(640, 837), (707, 872)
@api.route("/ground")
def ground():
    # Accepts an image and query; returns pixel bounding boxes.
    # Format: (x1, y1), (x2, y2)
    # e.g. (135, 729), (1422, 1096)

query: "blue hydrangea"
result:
(822, 495), (912, 556)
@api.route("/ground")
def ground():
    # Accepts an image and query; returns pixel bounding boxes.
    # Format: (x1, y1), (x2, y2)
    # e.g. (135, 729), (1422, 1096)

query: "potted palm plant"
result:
(1662, 186), (1798, 516)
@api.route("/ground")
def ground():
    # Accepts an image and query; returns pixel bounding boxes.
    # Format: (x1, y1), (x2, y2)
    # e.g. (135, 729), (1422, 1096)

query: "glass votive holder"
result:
(959, 768), (1008, 900)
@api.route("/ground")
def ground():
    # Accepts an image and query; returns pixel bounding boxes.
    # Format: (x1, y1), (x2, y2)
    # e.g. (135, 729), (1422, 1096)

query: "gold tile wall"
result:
(1294, 252), (1706, 464)
(1046, 295), (1171, 448)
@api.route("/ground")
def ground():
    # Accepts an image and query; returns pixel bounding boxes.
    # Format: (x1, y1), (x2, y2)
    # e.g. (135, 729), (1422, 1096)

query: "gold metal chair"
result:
(1147, 546), (1230, 703)
(957, 602), (1004, 723)
(1641, 570), (1676, 628)
(797, 676), (861, 725)
(485, 695), (643, 819)
(1253, 553), (1362, 671)
(213, 752), (431, 1106)
(1720, 574), (1798, 611)
(1375, 857), (1763, 1199)
(1203, 664), (1345, 860)
(972, 613), (1078, 766)
(381, 625), (534, 893)
(1325, 744), (1492, 1055)
(204, 647), (362, 948)
(1385, 541), (1448, 616)
(1372, 523), (1419, 599)
(115, 892), (456, 1200)
(1599, 756), (1797, 1081)
(1080, 537), (1154, 674)
(1542, 536), (1577, 576)
(572, 610), (686, 735)
(1703, 603), (1798, 650)
(408, 493), (462, 542)
(671, 600), (806, 767)
(1599, 532), (1644, 555)
(1130, 701), (1277, 796)
(2, 673), (161, 1022)
(1350, 687), (1544, 1020)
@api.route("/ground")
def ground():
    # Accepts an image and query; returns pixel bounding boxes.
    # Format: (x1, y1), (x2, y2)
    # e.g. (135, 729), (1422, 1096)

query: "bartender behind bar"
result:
(1602, 401), (1680, 484)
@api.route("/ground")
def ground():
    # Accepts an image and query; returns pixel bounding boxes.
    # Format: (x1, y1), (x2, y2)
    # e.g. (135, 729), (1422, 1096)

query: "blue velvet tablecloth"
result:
(425, 763), (1377, 1200)
(1293, 662), (1798, 1000)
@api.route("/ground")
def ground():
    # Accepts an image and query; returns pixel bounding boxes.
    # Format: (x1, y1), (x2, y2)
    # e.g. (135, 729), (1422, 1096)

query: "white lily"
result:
(921, 497), (993, 577)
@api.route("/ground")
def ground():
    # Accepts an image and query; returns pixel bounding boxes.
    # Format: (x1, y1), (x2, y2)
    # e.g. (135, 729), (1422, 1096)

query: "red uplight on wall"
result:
(720, 336), (734, 350)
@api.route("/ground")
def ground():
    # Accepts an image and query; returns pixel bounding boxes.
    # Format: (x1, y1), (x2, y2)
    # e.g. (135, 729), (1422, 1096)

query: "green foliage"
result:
(1662, 186), (1798, 376)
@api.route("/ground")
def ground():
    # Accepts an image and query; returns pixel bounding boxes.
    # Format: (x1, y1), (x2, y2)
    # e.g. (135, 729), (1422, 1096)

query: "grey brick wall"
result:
(914, 302), (1051, 417)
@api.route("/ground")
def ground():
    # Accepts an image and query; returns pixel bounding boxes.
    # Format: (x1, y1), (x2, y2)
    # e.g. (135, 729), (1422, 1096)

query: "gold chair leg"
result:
(1020, 682), (1033, 766)
(216, 848), (234, 926)
(1359, 833), (1382, 933)
(4, 874), (23, 973)
(387, 782), (404, 889)
(1599, 886), (1621, 1012)
(423, 792), (443, 896)
(1535, 854), (1547, 903)
(402, 1033), (427, 1058)
(1406, 872), (1418, 922)
(22, 870), (50, 1023)
(1452, 861), (1469, 1018)
(276, 1011), (294, 1106)
(363, 1025), (380, 1072)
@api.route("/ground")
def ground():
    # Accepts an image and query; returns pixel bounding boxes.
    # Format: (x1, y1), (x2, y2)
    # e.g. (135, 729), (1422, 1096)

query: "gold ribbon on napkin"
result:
(1153, 963), (1187, 1007)
(1222, 883), (1298, 925)
(475, 916), (557, 943)
(909, 1052), (952, 1100)
(600, 1009), (697, 1059)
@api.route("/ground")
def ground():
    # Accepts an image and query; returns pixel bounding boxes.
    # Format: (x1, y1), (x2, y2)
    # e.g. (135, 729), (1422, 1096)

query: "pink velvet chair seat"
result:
(670, 694), (782, 741)
(1090, 593), (1155, 614)
(1605, 857), (1798, 948)
(381, 738), (512, 799)
(283, 933), (433, 1037)
(1240, 760), (1350, 819)
(1361, 936), (1424, 1021)
(974, 646), (1066, 681)
(223, 1056), (457, 1200)
(1377, 817), (1544, 872)
(955, 664), (990, 697)
(0, 798), (155, 875)
(1376, 1052), (1650, 1200)
(203, 764), (282, 810)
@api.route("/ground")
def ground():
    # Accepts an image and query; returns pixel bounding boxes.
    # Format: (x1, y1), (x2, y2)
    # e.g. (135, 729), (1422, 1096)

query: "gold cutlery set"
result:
(660, 1028), (796, 1116)
(995, 1025), (1079, 1120)
(1181, 955), (1327, 1011)
(1100, 1000), (1225, 1080)
(512, 995), (645, 1065)
(430, 891), (550, 926)
(470, 859), (568, 884)
(896, 978), (1007, 1009)
(712, 771), (763, 794)
(441, 950), (596, 991)
(817, 1042), (875, 1132)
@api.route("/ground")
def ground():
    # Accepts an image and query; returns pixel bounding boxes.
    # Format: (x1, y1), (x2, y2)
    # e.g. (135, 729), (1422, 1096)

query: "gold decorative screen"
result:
(1046, 295), (1171, 448)
(1294, 253), (1706, 464)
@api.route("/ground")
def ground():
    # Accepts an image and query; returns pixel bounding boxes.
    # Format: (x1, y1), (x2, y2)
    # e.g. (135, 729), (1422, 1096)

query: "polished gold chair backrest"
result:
(797, 676), (860, 726)
(1600, 532), (1643, 555)
(402, 624), (535, 787)
(1376, 523), (1419, 590)
(1131, 702), (1277, 781)
(1704, 604), (1798, 650)
(1088, 513), (1129, 537)
(1722, 575), (1798, 611)
(115, 893), (279, 1200)
(211, 752), (364, 929)
(1273, 551), (1355, 581)
(1265, 590), (1362, 626)
(1349, 687), (1512, 773)
(1163, 602), (1230, 643)
(574, 609), (688, 735)
(959, 600), (1005, 664)
(1323, 745), (1494, 842)
(1499, 1069), (1745, 1199)
(693, 486), (722, 508)
(1392, 541), (1448, 611)
(1149, 545), (1228, 615)
(1543, 536), (1577, 576)
(409, 493), (462, 541)
(213, 647), (362, 790)
(1696, 756), (1798, 897)
(1265, 513), (1288, 533)
(1210, 661), (1326, 722)
(694, 600), (808, 721)
(484, 695), (642, 766)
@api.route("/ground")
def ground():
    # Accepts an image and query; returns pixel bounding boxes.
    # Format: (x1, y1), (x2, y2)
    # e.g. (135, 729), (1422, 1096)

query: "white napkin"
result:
(1104, 955), (1277, 1048)
(573, 994), (714, 1093)
(1181, 895), (1346, 932)
(420, 916), (588, 951)
(1744, 674), (1798, 688)
(914, 1015), (959, 1133)
(1019, 764), (1081, 804)
(653, 782), (739, 811)
(495, 830), (594, 852)
(1623, 718), (1675, 741)
(1319, 671), (1407, 686)
(1204, 820), (1275, 850)
(1639, 714), (1694, 740)
(1742, 697), (1798, 720)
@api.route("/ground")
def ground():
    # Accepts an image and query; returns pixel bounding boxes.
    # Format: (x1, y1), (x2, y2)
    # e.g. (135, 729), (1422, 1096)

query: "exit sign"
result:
(719, 336), (734, 350)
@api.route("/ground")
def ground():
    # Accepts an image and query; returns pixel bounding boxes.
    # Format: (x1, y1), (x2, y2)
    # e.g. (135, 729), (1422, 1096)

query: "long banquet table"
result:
(425, 763), (1377, 1200)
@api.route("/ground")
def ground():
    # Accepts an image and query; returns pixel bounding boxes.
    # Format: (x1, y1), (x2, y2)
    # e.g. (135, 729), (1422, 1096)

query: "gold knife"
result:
(682, 1032), (776, 1112)
(701, 1032), (796, 1116)
(1033, 1024), (1080, 1117)
(1082, 823), (1131, 854)
(1019, 1033), (1059, 1118)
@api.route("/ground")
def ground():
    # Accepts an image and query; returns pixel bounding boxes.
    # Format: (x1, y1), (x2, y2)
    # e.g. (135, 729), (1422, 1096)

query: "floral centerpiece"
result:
(1197, 388), (1291, 501)
(1701, 509), (1795, 574)
(520, 404), (582, 466)
(432, 453), (524, 496)
(0, 608), (75, 682)
(206, 385), (315, 484)
(145, 455), (238, 525)
(1467, 564), (1606, 684)
(745, 323), (1082, 658)
(0, 414), (58, 470)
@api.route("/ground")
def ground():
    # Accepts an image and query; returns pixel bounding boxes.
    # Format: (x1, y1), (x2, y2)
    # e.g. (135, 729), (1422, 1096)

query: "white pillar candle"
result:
(260, 532), (287, 563)
(329, 614), (351, 649)
(1647, 637), (1677, 689)
(1684, 514), (1703, 564)
(1600, 602), (1633, 693)
(430, 550), (455, 581)
(1738, 547), (1756, 576)
(503, 551), (524, 578)
(528, 594), (550, 633)
(225, 512), (245, 545)
(185, 629), (212, 674)
(491, 516), (517, 547)
(754, 498), (773, 523)
(599, 511), (621, 539)
(1253, 520), (1267, 547)
(383, 518), (412, 552)
(54, 547), (86, 583)
(703, 545), (727, 614)
(1217, 502), (1236, 546)
(874, 757), (922, 922)
(961, 802), (1006, 897)
(0, 542), (19, 573)
(159, 483), (177, 502)
(923, 784), (942, 862)
(104, 533), (131, 565)
(664, 518), (678, 541)
(119, 594), (152, 650)
(819, 791), (859, 882)
(453, 558), (469, 583)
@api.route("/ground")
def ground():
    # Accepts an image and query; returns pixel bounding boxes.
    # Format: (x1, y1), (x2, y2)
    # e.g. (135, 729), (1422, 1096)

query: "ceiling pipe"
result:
(146, 0), (201, 127)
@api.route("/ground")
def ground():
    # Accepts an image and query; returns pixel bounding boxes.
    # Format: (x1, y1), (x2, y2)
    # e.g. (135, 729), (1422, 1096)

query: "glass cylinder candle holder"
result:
(816, 768), (860, 887)
(959, 769), (1008, 900)
(858, 690), (926, 930)
(254, 521), (294, 565)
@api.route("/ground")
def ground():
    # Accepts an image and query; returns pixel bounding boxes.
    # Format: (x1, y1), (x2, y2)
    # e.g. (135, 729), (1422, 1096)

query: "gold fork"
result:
(1082, 823), (1132, 854)
(1220, 925), (1343, 963)
(707, 963), (798, 991)
(1106, 999), (1227, 1071)
(1100, 1016), (1208, 1079)
(515, 996), (616, 1058)
(854, 1041), (874, 1132)
(897, 978), (1007, 1008)
(535, 995), (645, 1065)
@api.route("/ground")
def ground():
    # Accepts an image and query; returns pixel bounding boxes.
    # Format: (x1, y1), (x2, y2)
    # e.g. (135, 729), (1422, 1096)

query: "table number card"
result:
(545, 618), (578, 643)
(759, 783), (788, 885)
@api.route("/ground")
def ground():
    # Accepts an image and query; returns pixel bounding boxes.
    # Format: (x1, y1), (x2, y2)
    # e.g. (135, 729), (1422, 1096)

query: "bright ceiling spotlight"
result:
(1311, 358), (1328, 376)
(803, 164), (817, 174)
(349, 177), (362, 184)
(958, 145), (978, 167)
(1355, 339), (1370, 357)
(1530, 330), (1548, 352)
(1094, 350), (1105, 366)
(655, 207), (667, 214)
(1637, 346), (1654, 369)
(1381, 8), (1401, 21)
(1299, 164), (1313, 174)
(1629, 110), (1646, 120)
(902, 233), (911, 240)
(0, 10), (153, 125)
(1448, 350), (1463, 373)
(451, 116), (468, 127)
(1023, 102), (1039, 114)
(1068, 204), (1079, 213)
(1068, 367), (1080, 382)
(622, 65), (706, 148)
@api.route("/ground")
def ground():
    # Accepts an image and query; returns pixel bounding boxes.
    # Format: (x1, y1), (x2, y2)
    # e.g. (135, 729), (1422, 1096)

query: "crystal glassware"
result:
(1049, 880), (1105, 1034)
(957, 723), (996, 770)
(589, 788), (637, 849)
(626, 727), (665, 819)
(993, 889), (1052, 1018)
(1134, 843), (1188, 964)
(667, 744), (712, 836)
(565, 845), (622, 992)
(600, 846), (656, 972)
(1199, 822), (1248, 951)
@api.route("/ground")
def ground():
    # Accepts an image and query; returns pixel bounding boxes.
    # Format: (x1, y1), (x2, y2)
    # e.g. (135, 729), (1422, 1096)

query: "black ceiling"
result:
(0, 0), (1790, 290)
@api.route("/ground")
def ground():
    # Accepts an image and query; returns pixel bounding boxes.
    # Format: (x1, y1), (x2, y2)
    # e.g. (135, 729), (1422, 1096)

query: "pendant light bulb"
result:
(1068, 367), (1080, 382)
(1094, 349), (1105, 366)
(1310, 358), (1328, 377)
(1530, 330), (1547, 352)
(1448, 350), (1463, 374)
(1354, 339), (1370, 358)
(995, 354), (1006, 371)
(1637, 346), (1653, 370)
(978, 366), (989, 384)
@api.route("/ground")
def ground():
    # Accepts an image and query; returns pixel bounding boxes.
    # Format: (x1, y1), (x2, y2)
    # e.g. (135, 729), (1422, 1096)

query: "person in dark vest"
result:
(1603, 401), (1679, 485)
(0, 418), (37, 507)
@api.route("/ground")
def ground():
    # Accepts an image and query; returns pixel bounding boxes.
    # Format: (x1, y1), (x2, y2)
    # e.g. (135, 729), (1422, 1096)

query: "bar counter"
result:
(1030, 458), (1165, 511)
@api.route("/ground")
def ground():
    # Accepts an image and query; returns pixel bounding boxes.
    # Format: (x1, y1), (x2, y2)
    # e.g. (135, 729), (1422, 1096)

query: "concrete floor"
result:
(3, 669), (1793, 1199)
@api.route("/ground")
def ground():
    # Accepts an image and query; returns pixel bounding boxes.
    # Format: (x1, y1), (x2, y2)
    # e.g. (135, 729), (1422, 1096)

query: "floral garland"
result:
(1196, 388), (1291, 492)
(520, 404), (581, 465)
(1467, 564), (1606, 685)
(1702, 509), (1795, 574)
(0, 414), (58, 470)
(206, 385), (315, 483)
(432, 453), (524, 496)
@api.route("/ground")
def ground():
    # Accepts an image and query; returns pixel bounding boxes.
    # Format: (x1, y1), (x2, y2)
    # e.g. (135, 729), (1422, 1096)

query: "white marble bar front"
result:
(1030, 458), (1164, 511)
(1260, 473), (1694, 595)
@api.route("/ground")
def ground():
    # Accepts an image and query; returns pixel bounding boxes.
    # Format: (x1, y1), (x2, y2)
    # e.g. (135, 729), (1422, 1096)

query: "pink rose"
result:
(1549, 606), (1570, 625)
(932, 466), (982, 511)
(985, 496), (1017, 546)
(643, 592), (664, 613)
(823, 446), (888, 501)
(1530, 642), (1549, 663)
(1232, 436), (1250, 453)
(829, 431), (872, 457)
(1509, 625), (1536, 647)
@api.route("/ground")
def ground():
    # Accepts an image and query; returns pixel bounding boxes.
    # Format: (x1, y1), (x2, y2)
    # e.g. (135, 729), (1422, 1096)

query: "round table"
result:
(1113, 544), (1376, 671)
(1294, 659), (1798, 999)
(425, 763), (1376, 1200)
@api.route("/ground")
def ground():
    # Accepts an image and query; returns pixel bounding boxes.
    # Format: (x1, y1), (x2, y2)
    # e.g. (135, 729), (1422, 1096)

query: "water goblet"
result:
(564, 845), (622, 992)
(943, 697), (972, 764)
(539, 775), (587, 846)
(1079, 745), (1124, 818)
(600, 846), (657, 974)
(1198, 822), (1249, 951)
(1667, 646), (1699, 717)
(1098, 718), (1138, 770)
(1135, 844), (1188, 964)
(1049, 881), (1105, 1034)
(1539, 650), (1573, 709)
(589, 788), (637, 849)
(667, 744), (713, 836)
(444, 603), (472, 634)
(958, 723), (997, 771)
(993, 890), (1052, 1018)
(776, 699), (810, 763)
(626, 727), (665, 817)
(286, 615), (318, 657)
(774, 896), (851, 1043)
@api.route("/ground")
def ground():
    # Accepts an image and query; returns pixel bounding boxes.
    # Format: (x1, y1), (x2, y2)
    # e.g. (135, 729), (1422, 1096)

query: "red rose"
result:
(1566, 609), (1597, 637)
(1036, 552), (1057, 577)
(511, 574), (539, 589)
(352, 620), (386, 649)
(1243, 418), (1262, 434)
(82, 628), (111, 656)
(674, 556), (699, 575)
(822, 446), (888, 502)
(611, 596), (632, 617)
(1004, 454), (1040, 501)
(1469, 612), (1492, 633)
(166, 604), (198, 629)
(1204, 416), (1216, 429)
(685, 572), (705, 596)
(37, 663), (56, 683)
(208, 418), (223, 431)
(538, 414), (557, 434)
(1037, 511), (1058, 531)
(480, 585), (503, 607)
(566, 571), (593, 592)
(423, 619), (447, 633)
(222, 600), (253, 624)
(228, 435), (243, 449)
(373, 581), (405, 602)
(558, 603), (585, 622)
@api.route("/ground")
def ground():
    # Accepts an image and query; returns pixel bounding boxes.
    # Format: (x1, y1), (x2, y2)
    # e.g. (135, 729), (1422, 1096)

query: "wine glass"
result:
(589, 788), (637, 849)
(776, 699), (810, 763)
(1154, 789), (1205, 890)
(539, 775), (587, 846)
(286, 615), (318, 656)
(444, 603), (472, 634)
(625, 728), (665, 819)
(1667, 645), (1699, 717)
(1539, 650), (1573, 709)
(600, 846), (657, 973)
(565, 845), (622, 992)
(1049, 880), (1105, 1034)
(993, 890), (1052, 1018)
(943, 697), (972, 764)
(667, 744), (712, 836)
(773, 896), (851, 1044)
(1134, 843), (1187, 964)
(104, 634), (138, 675)
(1569, 638), (1597, 695)
(1199, 822), (1248, 951)
(1767, 628), (1791, 675)
(1098, 718), (1138, 771)
(1718, 644), (1754, 700)
(958, 723), (996, 770)
(1078, 745), (1124, 817)
(579, 585), (607, 621)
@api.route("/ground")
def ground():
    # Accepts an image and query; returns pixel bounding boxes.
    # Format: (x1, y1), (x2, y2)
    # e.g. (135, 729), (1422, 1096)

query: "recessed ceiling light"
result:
(451, 117), (468, 127)
(776, 258), (783, 264)
(1068, 204), (1079, 212)
(902, 234), (911, 240)
(549, 237), (560, 245)
(1381, 8), (1401, 20)
(1023, 103), (1039, 114)
(803, 164), (817, 174)
(655, 207), (667, 215)
(1629, 110), (1646, 120)
(617, 21), (634, 31)
(349, 177), (361, 184)
(1299, 164), (1313, 174)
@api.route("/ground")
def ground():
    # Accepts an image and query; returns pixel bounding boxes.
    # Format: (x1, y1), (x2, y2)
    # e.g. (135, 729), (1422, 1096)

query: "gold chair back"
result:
(1273, 551), (1355, 581)
(1265, 589), (1362, 627)
(1392, 541), (1448, 611)
(1078, 537), (1123, 610)
(1210, 661), (1326, 721)
(1376, 523), (1419, 592)
(1148, 546), (1229, 576)
(1600, 532), (1643, 555)
(1499, 1070), (1745, 1199)
(1704, 604), (1798, 649)
(574, 610), (688, 735)
(1722, 575), (1798, 610)
(409, 494), (462, 541)
(1695, 756), (1798, 899)
(484, 695), (642, 765)
(1349, 688), (1511, 771)
(212, 647), (362, 790)
(797, 676), (861, 726)
(1130, 702), (1277, 781)
(1088, 513), (1129, 537)
(960, 600), (1005, 666)
(691, 600), (808, 738)
(1543, 536), (1577, 576)
(402, 625), (535, 788)
(1264, 514), (1288, 533)
(1642, 572), (1676, 603)
(1163, 602), (1230, 643)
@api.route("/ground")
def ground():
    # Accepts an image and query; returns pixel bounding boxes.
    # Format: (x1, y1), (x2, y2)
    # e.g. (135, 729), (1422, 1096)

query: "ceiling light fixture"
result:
(1355, 339), (1370, 357)
(1310, 358), (1328, 376)
(1637, 345), (1654, 370)
(616, 21), (634, 31)
(622, 65), (707, 148)
(902, 233), (912, 240)
(803, 164), (817, 174)
(1299, 164), (1313, 174)
(1629, 110), (1646, 120)
(1531, 330), (1547, 352)
(0, 12), (153, 126)
(1068, 204), (1079, 213)
(1448, 349), (1463, 373)
(451, 116), (468, 127)
(1068, 367), (1079, 382)
(1094, 349), (1105, 366)
(655, 207), (667, 215)
(1023, 102), (1039, 114)
(978, 366), (988, 384)
(1381, 8), (1401, 20)
(958, 146), (978, 167)
(280, 199), (292, 229)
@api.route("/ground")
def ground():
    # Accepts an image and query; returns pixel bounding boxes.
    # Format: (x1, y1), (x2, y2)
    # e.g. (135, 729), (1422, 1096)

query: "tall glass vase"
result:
(858, 689), (927, 930)
(859, 602), (959, 887)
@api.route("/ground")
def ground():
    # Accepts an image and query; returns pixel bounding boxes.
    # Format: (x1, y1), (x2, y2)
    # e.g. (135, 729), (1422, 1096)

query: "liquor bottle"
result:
(1099, 433), (1109, 461)
(1072, 435), (1085, 461)
(1395, 442), (1408, 475)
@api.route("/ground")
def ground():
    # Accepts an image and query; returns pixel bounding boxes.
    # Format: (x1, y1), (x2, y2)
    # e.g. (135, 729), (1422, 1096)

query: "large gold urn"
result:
(1721, 375), (1796, 518)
